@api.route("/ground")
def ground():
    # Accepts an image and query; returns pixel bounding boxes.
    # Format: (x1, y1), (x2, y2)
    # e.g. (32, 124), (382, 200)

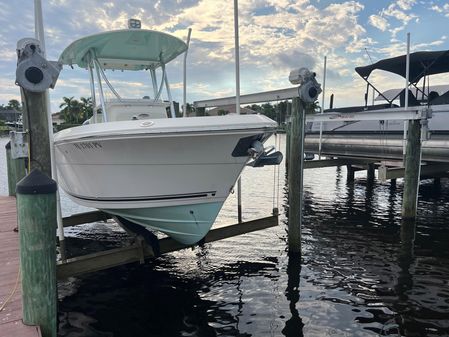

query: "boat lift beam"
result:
(194, 87), (299, 107)
(306, 107), (431, 123)
(56, 215), (278, 279)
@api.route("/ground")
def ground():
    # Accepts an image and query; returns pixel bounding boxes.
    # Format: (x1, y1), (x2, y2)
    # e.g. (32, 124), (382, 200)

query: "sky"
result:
(1, 0), (449, 112)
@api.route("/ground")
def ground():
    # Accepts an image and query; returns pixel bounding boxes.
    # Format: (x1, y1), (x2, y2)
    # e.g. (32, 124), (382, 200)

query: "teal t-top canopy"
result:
(59, 29), (188, 70)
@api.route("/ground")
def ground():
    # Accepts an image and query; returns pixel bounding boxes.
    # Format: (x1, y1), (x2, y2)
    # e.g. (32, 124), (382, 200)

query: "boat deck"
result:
(0, 196), (41, 337)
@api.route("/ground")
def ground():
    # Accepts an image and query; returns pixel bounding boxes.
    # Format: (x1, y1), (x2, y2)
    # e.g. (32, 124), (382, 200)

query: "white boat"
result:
(54, 27), (281, 245)
(306, 50), (449, 162)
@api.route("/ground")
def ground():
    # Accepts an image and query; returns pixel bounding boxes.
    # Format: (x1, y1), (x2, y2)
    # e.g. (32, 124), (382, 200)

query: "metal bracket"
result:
(420, 107), (432, 141)
(9, 131), (28, 159)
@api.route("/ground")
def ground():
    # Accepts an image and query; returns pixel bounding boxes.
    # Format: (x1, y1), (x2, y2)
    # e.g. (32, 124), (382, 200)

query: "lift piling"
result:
(16, 169), (57, 337)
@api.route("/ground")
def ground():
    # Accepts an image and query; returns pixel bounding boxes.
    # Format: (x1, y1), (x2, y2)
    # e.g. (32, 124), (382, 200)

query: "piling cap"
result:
(16, 169), (57, 195)
(5, 141), (10, 150)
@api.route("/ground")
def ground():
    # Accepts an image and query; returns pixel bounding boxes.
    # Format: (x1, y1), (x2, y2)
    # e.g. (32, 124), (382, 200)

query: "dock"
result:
(0, 196), (41, 337)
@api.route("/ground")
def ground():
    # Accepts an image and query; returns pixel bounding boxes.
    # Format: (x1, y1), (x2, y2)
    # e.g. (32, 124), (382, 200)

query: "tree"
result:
(261, 103), (276, 120)
(79, 97), (93, 120)
(59, 96), (81, 124)
(7, 99), (21, 111)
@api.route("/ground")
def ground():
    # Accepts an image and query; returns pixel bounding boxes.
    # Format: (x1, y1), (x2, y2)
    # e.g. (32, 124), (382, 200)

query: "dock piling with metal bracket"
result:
(5, 141), (26, 196)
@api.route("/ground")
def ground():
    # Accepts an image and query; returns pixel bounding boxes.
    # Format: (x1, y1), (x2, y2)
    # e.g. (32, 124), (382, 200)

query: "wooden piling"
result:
(5, 141), (26, 196)
(16, 169), (57, 337)
(402, 119), (422, 219)
(287, 97), (305, 253)
(21, 91), (52, 177)
(346, 165), (355, 182)
(285, 102), (292, 171)
(367, 163), (375, 183)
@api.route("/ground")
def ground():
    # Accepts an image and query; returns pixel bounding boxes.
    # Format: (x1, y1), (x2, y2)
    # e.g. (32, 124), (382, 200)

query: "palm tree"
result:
(59, 96), (78, 124)
(79, 97), (93, 121)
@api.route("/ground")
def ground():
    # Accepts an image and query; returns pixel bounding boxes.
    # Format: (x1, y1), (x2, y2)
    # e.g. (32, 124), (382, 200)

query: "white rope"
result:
(0, 267), (20, 312)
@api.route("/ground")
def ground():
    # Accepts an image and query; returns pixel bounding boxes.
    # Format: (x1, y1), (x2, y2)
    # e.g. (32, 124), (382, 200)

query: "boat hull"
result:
(105, 201), (223, 245)
(54, 115), (276, 244)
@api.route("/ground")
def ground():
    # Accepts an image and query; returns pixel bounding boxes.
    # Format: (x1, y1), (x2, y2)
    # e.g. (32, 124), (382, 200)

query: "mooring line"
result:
(0, 266), (21, 312)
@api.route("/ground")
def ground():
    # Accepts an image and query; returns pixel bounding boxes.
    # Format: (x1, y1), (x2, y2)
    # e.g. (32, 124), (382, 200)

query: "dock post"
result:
(5, 141), (26, 196)
(285, 101), (292, 172)
(287, 97), (305, 253)
(402, 119), (422, 219)
(391, 178), (397, 189)
(347, 165), (355, 182)
(367, 163), (375, 183)
(17, 169), (57, 337)
(21, 91), (52, 177)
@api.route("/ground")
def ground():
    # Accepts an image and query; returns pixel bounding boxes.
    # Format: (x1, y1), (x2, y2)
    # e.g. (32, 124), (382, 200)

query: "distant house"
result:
(0, 109), (20, 122)
(204, 105), (256, 116)
(52, 112), (64, 125)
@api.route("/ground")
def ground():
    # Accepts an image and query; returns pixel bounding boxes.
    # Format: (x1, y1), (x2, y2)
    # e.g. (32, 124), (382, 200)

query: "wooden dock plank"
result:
(0, 196), (41, 337)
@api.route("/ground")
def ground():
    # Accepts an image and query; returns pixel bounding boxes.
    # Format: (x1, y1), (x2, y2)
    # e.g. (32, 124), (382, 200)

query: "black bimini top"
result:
(355, 50), (449, 83)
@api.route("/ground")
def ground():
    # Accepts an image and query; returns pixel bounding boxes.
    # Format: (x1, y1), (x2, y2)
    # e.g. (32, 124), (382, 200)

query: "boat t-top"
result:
(54, 24), (281, 245)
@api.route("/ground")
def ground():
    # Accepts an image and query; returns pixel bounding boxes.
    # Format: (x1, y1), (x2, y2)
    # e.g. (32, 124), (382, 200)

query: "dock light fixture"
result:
(128, 18), (141, 29)
(289, 67), (322, 103)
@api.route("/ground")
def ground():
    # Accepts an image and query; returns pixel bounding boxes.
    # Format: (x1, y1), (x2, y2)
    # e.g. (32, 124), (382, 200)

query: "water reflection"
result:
(4, 134), (444, 336)
(282, 253), (304, 337)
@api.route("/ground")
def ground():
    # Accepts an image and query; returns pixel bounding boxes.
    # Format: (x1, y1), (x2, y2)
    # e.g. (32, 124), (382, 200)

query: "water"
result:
(1, 135), (449, 336)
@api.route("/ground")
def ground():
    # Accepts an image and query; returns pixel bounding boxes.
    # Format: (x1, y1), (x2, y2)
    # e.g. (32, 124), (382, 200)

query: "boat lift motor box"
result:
(15, 38), (62, 93)
(289, 67), (322, 103)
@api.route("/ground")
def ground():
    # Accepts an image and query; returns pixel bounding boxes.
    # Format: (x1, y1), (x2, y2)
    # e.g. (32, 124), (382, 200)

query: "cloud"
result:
(369, 15), (389, 31)
(429, 3), (449, 17)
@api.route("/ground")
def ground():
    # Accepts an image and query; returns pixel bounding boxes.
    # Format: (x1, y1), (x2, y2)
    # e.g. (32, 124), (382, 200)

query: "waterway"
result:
(1, 135), (448, 336)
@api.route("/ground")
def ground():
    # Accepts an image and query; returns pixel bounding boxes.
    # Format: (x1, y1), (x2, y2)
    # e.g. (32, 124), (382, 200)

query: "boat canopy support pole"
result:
(150, 69), (158, 98)
(92, 55), (108, 122)
(88, 51), (97, 124)
(95, 60), (122, 101)
(162, 63), (176, 118)
(154, 64), (166, 101)
(361, 77), (392, 105)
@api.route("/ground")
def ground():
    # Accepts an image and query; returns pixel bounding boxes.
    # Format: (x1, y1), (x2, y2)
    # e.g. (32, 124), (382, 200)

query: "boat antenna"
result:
(364, 47), (374, 64)
(364, 48), (375, 105)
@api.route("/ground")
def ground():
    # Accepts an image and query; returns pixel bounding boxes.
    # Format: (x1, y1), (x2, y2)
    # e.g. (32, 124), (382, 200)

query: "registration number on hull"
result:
(73, 142), (103, 150)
